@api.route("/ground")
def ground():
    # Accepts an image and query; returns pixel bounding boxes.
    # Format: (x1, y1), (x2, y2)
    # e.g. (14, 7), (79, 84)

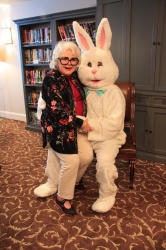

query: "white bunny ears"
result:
(72, 18), (112, 52)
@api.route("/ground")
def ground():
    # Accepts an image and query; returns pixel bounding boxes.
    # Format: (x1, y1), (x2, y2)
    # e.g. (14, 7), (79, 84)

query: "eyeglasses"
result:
(58, 57), (79, 66)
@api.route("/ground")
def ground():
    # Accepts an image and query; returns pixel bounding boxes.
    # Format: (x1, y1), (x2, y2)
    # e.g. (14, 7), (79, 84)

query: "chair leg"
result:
(129, 160), (135, 189)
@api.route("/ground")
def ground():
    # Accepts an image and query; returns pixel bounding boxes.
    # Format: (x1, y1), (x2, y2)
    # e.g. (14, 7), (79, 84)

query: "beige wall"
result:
(0, 0), (96, 121)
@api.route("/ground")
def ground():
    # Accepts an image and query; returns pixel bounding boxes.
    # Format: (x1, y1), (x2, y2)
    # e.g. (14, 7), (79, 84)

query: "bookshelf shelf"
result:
(25, 123), (41, 132)
(14, 7), (96, 132)
(24, 63), (49, 67)
(28, 105), (38, 108)
(25, 84), (42, 87)
(23, 43), (52, 47)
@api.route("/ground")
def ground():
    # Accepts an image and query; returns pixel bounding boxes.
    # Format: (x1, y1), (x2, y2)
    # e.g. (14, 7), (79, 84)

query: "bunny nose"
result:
(91, 69), (97, 74)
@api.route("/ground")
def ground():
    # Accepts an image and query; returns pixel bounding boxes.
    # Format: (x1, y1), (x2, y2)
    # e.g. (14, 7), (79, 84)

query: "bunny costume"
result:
(73, 18), (126, 213)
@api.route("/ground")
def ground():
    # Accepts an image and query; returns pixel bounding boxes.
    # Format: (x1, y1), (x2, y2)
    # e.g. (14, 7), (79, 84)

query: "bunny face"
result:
(78, 47), (119, 90)
(73, 18), (119, 90)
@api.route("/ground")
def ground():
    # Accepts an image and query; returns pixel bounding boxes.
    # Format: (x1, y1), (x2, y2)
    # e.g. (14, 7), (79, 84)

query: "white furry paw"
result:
(92, 195), (115, 213)
(38, 94), (46, 109)
(34, 183), (57, 197)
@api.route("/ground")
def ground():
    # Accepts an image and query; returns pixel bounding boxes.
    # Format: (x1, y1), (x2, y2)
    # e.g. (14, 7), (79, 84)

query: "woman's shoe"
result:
(75, 182), (84, 191)
(54, 195), (76, 216)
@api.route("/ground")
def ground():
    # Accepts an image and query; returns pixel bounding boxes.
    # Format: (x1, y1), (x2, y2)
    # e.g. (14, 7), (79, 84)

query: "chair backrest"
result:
(115, 82), (136, 189)
(115, 82), (135, 132)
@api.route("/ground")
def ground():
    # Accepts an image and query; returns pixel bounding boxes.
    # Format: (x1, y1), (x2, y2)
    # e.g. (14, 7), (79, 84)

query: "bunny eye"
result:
(98, 62), (103, 67)
(87, 62), (92, 67)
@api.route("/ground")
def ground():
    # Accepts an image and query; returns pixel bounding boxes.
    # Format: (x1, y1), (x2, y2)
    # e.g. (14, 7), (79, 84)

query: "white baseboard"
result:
(0, 111), (26, 122)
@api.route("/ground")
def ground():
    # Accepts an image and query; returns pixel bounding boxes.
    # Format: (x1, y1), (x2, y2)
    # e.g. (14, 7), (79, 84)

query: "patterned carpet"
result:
(0, 118), (166, 250)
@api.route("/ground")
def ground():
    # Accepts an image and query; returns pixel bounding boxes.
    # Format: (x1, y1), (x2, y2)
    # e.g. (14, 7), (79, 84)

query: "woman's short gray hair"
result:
(49, 41), (81, 69)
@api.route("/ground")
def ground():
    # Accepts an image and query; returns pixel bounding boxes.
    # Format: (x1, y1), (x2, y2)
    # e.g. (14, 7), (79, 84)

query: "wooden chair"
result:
(115, 82), (136, 189)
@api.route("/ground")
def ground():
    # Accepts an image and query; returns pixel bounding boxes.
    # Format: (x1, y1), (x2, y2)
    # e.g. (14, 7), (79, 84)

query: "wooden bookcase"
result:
(14, 7), (96, 132)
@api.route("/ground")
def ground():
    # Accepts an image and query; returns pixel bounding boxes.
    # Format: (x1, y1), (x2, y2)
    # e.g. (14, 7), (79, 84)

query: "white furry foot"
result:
(92, 195), (115, 213)
(34, 182), (57, 197)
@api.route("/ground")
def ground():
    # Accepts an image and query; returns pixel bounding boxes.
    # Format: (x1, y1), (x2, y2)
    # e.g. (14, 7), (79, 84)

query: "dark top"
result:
(41, 69), (87, 154)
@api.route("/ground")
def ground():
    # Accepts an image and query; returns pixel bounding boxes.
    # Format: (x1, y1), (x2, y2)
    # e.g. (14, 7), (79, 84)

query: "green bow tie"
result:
(84, 88), (107, 97)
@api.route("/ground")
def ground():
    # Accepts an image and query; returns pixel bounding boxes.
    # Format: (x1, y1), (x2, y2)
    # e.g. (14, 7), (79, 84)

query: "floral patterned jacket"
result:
(41, 69), (87, 154)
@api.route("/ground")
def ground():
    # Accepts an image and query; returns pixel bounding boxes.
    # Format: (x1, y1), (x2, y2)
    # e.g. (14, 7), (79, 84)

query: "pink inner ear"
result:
(78, 32), (90, 51)
(99, 27), (106, 49)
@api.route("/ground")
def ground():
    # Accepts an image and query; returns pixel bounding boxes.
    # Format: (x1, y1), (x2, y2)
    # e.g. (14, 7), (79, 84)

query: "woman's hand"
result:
(81, 119), (93, 133)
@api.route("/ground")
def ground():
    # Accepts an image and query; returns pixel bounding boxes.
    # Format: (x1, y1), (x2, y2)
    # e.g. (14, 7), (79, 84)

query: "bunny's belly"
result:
(86, 92), (103, 118)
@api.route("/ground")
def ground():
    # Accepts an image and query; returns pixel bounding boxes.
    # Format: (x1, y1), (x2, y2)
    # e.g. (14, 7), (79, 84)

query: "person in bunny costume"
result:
(72, 18), (126, 213)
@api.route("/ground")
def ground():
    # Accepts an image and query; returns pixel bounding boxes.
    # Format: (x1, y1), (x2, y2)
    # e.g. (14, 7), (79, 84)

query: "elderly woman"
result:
(34, 41), (93, 216)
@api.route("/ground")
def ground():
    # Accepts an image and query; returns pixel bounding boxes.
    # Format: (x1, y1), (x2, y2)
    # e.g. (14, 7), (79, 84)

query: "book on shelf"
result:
(29, 111), (40, 124)
(58, 25), (75, 41)
(44, 27), (52, 43)
(80, 22), (96, 39)
(64, 26), (70, 41)
(39, 29), (44, 44)
(25, 48), (52, 64)
(66, 25), (75, 41)
(28, 91), (41, 124)
(23, 30), (29, 44)
(57, 26), (63, 40)
(48, 28), (52, 43)
(25, 69), (50, 84)
(28, 90), (40, 106)
(58, 26), (66, 40)
(25, 70), (30, 84)
(29, 30), (34, 44)
(57, 22), (96, 42)
(22, 27), (52, 44)
(89, 22), (96, 39)
(63, 26), (69, 40)
(81, 23), (92, 38)
(25, 49), (31, 64)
